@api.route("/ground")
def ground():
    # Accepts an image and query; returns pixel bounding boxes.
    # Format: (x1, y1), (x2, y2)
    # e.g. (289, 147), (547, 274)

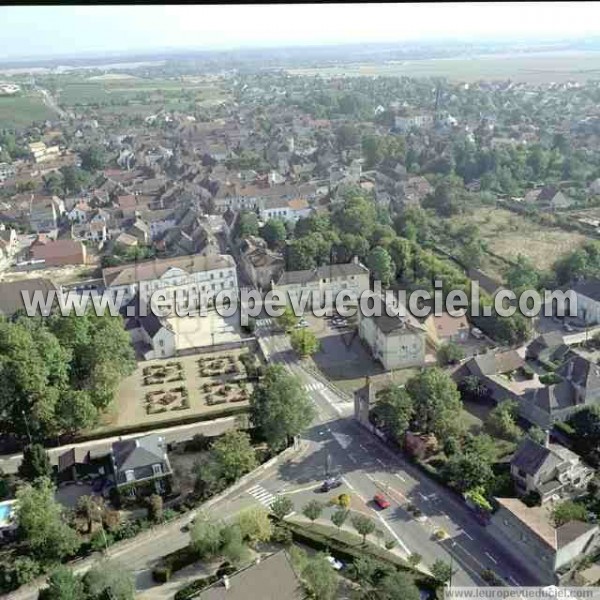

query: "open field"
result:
(99, 349), (258, 431)
(450, 207), (588, 276)
(0, 92), (54, 128)
(287, 51), (600, 83)
(54, 75), (229, 109)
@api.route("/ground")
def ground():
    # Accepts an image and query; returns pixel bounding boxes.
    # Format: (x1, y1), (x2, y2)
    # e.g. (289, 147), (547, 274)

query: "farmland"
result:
(51, 74), (229, 111)
(0, 92), (55, 128)
(287, 50), (600, 83)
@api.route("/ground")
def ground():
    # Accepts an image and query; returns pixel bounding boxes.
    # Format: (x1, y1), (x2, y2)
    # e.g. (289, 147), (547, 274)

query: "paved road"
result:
(253, 323), (545, 588)
(0, 417), (238, 474)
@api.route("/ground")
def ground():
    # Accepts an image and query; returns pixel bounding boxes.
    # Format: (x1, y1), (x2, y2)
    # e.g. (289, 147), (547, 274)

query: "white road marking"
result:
(376, 458), (385, 467)
(485, 551), (498, 565)
(247, 484), (275, 508)
(509, 576), (520, 585)
(463, 531), (474, 541)
(341, 476), (355, 492)
(332, 431), (353, 450)
(375, 513), (410, 555)
(347, 453), (357, 464)
(395, 473), (406, 482)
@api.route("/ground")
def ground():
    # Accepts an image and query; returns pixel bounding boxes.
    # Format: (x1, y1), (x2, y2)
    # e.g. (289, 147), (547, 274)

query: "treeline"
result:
(0, 311), (136, 441)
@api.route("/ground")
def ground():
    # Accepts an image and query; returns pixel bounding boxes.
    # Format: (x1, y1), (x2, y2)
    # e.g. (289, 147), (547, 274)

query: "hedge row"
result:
(274, 518), (441, 592)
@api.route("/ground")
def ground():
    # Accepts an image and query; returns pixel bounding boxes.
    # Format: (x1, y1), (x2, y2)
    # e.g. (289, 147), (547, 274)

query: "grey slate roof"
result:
(112, 434), (168, 473)
(511, 438), (560, 476)
(571, 279), (600, 303)
(556, 520), (597, 549)
(275, 261), (368, 286)
(557, 354), (600, 393)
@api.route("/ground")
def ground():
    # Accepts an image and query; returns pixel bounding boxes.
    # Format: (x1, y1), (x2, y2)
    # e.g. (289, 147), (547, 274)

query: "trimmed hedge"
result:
(174, 564), (236, 600)
(174, 574), (219, 600)
(554, 421), (576, 436)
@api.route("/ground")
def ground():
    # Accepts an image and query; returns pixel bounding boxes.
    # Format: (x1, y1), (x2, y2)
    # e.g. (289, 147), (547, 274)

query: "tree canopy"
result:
(250, 364), (316, 450)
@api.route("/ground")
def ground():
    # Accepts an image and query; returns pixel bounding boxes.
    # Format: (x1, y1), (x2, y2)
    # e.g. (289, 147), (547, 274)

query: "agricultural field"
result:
(51, 74), (229, 111)
(287, 50), (600, 83)
(0, 92), (55, 128)
(450, 207), (588, 277)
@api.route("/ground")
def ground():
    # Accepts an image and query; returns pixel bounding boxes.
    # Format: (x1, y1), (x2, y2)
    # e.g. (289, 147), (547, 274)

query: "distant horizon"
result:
(1, 34), (600, 68)
(2, 3), (600, 64)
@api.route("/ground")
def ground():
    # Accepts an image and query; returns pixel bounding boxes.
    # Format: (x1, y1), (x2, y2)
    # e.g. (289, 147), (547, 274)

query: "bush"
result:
(520, 365), (535, 380)
(539, 373), (563, 385)
(174, 574), (219, 600)
(271, 524), (293, 546)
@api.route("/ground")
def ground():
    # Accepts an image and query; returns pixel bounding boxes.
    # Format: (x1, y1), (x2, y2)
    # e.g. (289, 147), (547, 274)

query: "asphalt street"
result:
(252, 322), (545, 588)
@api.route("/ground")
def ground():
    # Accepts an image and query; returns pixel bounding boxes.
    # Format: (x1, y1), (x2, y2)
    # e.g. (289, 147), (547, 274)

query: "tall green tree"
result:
(351, 513), (376, 544)
(18, 444), (52, 482)
(367, 246), (396, 286)
(290, 329), (320, 357)
(39, 566), (84, 600)
(378, 571), (421, 600)
(260, 219), (287, 248)
(250, 364), (316, 451)
(405, 368), (463, 439)
(301, 553), (339, 600)
(205, 430), (258, 485)
(16, 477), (80, 562)
(302, 500), (324, 526)
(370, 386), (414, 445)
(83, 560), (134, 600)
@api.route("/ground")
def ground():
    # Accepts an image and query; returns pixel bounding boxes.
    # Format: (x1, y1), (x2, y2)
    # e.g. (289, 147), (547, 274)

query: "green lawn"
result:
(0, 93), (54, 128)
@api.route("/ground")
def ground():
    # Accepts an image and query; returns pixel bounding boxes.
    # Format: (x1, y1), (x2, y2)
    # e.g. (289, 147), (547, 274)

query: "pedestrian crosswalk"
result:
(256, 318), (274, 328)
(247, 484), (276, 508)
(304, 381), (326, 392)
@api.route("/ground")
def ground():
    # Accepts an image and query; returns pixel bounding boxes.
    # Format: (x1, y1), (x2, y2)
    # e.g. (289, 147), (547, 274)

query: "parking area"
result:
(303, 313), (419, 395)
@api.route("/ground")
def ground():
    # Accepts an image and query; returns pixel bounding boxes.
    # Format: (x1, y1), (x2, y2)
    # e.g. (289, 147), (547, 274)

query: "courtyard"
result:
(166, 311), (247, 351)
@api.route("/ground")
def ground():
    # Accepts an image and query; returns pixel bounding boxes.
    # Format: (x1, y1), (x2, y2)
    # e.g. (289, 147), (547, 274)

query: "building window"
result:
(125, 469), (135, 482)
(152, 464), (163, 476)
(159, 340), (164, 347)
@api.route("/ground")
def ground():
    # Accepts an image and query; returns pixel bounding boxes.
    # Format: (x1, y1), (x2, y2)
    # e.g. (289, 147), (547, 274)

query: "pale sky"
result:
(2, 3), (600, 60)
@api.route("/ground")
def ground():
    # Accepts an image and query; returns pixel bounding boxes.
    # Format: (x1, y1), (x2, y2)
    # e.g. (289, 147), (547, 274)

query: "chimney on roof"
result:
(544, 429), (550, 448)
(223, 575), (230, 590)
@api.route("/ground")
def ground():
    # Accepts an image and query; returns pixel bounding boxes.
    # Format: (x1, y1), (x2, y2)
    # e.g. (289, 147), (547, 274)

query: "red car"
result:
(373, 493), (390, 509)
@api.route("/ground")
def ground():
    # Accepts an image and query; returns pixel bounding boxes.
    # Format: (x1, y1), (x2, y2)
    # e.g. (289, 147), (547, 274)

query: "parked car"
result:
(471, 327), (484, 339)
(373, 493), (390, 509)
(295, 319), (309, 329)
(332, 318), (348, 328)
(563, 322), (574, 332)
(320, 477), (342, 492)
(325, 555), (344, 570)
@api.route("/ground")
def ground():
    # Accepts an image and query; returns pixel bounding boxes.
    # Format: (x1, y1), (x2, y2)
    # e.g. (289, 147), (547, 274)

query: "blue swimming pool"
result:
(0, 502), (15, 524)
